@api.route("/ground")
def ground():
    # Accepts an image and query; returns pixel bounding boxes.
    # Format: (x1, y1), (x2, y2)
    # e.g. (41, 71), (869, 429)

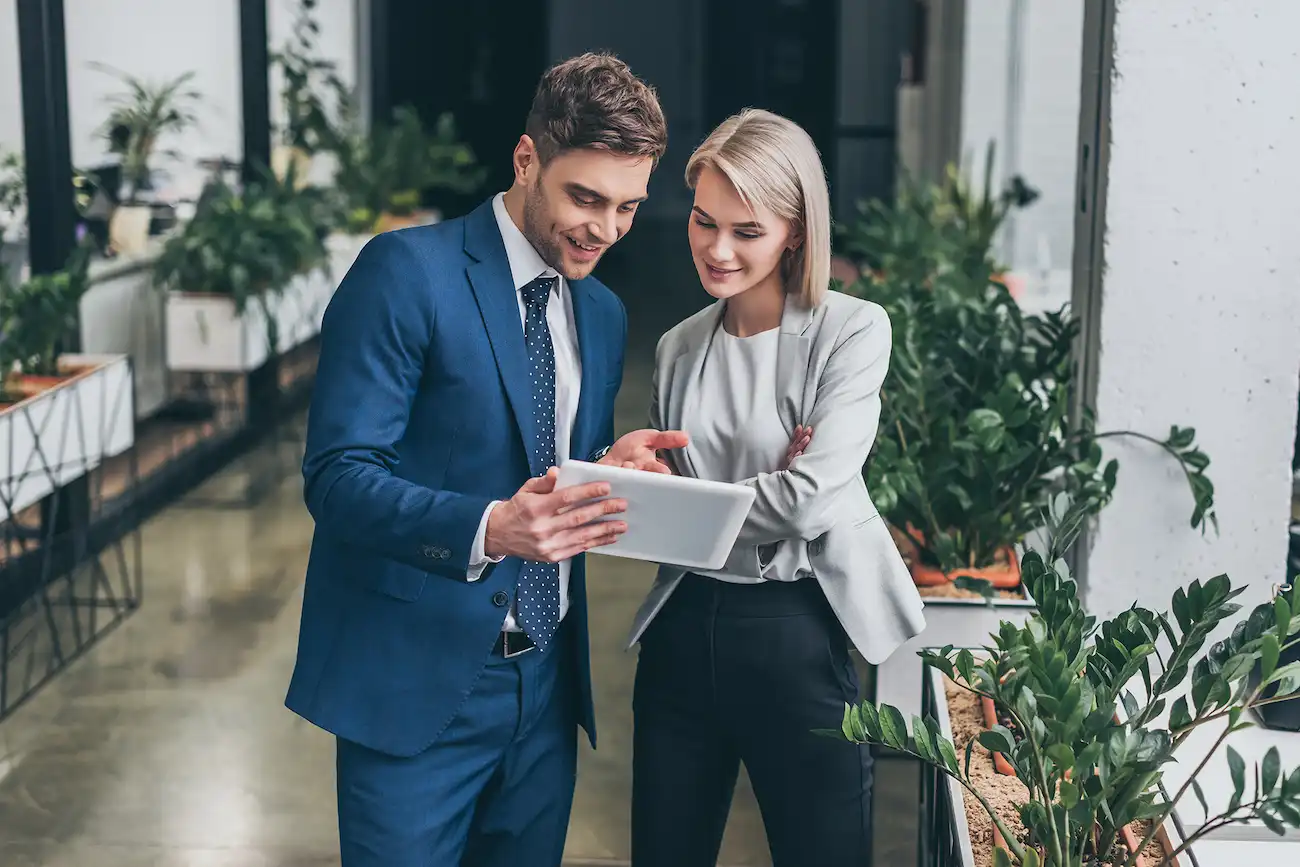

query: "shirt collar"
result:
(492, 192), (561, 295)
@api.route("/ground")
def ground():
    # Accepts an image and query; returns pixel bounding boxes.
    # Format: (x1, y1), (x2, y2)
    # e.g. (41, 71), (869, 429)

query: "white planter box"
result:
(80, 246), (168, 419)
(0, 354), (135, 522)
(163, 235), (374, 373)
(922, 667), (1195, 867)
(165, 290), (275, 373)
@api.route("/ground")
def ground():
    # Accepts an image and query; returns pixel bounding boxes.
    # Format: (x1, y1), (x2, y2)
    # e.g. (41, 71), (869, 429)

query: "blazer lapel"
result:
(775, 299), (816, 437)
(463, 201), (544, 475)
(567, 277), (603, 460)
(670, 301), (724, 479)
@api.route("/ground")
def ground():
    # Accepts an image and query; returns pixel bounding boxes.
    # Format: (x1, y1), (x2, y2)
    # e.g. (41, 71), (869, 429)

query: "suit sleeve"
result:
(301, 232), (494, 579)
(713, 305), (890, 576)
(586, 296), (627, 460)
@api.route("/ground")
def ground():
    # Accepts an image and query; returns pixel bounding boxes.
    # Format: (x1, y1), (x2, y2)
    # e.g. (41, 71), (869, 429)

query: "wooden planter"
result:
(924, 669), (1187, 867)
(890, 522), (1025, 591)
(372, 208), (441, 234)
(0, 354), (135, 522)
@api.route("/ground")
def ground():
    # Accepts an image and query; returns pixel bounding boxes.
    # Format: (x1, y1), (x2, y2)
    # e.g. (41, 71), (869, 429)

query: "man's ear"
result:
(513, 135), (539, 185)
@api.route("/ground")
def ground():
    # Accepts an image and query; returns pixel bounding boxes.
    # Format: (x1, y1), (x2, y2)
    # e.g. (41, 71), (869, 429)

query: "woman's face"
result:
(688, 165), (796, 301)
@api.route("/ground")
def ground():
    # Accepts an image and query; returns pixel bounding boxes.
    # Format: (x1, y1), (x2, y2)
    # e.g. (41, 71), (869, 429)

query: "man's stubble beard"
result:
(521, 184), (572, 278)
(521, 182), (604, 281)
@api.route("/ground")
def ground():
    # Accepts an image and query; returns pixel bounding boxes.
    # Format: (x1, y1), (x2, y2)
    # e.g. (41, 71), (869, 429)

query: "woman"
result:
(627, 109), (927, 866)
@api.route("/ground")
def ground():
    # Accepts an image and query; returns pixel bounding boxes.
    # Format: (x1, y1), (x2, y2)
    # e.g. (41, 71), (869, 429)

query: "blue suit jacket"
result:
(285, 198), (625, 757)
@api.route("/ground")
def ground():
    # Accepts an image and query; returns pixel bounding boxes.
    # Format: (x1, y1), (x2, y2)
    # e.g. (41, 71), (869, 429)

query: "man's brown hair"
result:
(525, 53), (668, 165)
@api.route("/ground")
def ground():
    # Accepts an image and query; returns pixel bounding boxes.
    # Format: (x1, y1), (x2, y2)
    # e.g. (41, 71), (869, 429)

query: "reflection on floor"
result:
(0, 220), (918, 866)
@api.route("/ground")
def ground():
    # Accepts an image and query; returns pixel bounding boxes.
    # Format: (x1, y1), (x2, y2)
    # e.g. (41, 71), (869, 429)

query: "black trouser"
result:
(631, 572), (872, 867)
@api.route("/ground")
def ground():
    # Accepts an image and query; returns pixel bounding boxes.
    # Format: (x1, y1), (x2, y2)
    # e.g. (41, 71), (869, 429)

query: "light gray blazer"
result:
(626, 291), (927, 664)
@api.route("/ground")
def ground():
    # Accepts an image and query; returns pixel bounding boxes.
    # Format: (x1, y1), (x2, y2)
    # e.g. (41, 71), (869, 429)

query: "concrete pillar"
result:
(1082, 3), (1300, 619)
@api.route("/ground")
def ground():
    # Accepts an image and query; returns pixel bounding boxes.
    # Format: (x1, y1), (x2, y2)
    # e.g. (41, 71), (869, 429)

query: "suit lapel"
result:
(463, 201), (544, 475)
(670, 301), (724, 479)
(567, 277), (603, 460)
(775, 299), (816, 437)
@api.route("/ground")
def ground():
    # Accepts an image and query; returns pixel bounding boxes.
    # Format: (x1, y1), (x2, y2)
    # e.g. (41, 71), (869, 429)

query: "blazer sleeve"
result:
(714, 304), (890, 576)
(301, 231), (494, 579)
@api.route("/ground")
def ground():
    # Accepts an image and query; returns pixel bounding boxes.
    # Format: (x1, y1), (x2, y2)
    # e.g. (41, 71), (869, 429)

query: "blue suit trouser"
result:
(335, 623), (577, 867)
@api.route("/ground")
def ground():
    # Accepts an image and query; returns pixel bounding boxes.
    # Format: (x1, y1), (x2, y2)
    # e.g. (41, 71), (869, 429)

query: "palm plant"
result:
(91, 62), (202, 203)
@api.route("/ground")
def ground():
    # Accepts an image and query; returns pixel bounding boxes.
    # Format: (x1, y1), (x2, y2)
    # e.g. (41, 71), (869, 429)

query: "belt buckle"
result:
(502, 631), (536, 658)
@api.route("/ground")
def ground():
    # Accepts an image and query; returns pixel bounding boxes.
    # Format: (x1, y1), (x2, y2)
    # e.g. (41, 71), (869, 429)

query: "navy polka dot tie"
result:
(517, 275), (560, 651)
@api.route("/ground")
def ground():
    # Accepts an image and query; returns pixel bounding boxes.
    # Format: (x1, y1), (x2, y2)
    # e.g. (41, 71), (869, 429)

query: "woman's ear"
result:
(787, 221), (805, 252)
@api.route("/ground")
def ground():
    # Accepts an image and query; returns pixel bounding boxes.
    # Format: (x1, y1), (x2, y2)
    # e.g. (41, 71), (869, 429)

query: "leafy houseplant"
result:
(152, 166), (328, 354)
(0, 149), (24, 231)
(836, 145), (1038, 292)
(333, 106), (485, 233)
(272, 0), (350, 158)
(91, 63), (201, 205)
(0, 242), (93, 402)
(830, 498), (1300, 866)
(839, 164), (1216, 592)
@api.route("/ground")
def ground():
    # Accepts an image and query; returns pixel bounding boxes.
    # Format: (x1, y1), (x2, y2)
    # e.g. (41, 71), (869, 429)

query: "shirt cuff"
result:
(466, 501), (506, 582)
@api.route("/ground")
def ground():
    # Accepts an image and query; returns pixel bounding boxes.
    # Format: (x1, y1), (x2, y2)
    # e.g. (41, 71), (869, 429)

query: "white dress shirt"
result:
(466, 193), (582, 632)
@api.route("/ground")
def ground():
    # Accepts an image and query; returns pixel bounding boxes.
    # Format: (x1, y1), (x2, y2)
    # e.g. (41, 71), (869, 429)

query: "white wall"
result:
(64, 0), (242, 199)
(58, 0), (357, 200)
(0, 0), (22, 155)
(960, 0), (1084, 304)
(1084, 3), (1300, 621)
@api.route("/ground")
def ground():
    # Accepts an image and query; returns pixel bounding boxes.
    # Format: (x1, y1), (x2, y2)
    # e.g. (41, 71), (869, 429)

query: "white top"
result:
(466, 193), (583, 632)
(690, 325), (812, 584)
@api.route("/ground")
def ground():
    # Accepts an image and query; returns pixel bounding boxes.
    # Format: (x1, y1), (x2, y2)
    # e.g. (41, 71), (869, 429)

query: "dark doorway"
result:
(382, 0), (550, 216)
(703, 0), (838, 187)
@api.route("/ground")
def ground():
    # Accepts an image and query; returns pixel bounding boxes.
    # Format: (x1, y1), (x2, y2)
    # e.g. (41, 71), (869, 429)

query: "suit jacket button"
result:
(420, 544), (436, 558)
(491, 591), (509, 608)
(437, 548), (451, 560)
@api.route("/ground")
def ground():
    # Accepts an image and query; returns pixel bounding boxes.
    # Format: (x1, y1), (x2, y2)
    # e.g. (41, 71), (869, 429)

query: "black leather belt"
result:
(493, 630), (536, 658)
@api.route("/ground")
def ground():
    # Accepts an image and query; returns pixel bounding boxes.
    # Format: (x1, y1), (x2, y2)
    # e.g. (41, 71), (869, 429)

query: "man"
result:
(285, 53), (682, 866)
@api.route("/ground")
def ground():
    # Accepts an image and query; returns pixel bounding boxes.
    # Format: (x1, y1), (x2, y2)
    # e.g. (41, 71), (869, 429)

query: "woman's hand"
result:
(780, 424), (813, 471)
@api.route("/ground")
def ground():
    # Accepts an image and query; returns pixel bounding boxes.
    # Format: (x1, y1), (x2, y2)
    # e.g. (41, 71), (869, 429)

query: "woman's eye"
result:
(693, 218), (715, 229)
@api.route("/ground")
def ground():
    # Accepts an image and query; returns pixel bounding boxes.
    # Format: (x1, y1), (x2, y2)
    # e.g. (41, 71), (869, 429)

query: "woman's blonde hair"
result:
(685, 108), (831, 307)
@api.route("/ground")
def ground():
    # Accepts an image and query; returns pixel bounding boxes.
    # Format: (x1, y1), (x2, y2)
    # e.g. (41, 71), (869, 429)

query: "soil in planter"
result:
(943, 677), (1175, 867)
(919, 582), (1027, 602)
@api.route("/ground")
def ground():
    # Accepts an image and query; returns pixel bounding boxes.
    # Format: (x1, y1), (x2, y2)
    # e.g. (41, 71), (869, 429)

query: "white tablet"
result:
(554, 459), (756, 571)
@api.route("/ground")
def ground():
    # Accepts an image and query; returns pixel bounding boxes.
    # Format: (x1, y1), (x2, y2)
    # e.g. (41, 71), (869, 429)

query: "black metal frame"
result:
(0, 358), (142, 721)
(1066, 0), (1117, 592)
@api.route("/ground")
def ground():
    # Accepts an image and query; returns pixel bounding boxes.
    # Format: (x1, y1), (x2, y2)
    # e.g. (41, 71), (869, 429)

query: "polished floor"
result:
(0, 223), (917, 866)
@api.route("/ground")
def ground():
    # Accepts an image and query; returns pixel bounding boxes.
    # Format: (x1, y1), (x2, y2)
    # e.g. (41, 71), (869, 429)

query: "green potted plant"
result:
(154, 165), (328, 372)
(830, 497), (1300, 866)
(0, 242), (99, 407)
(271, 0), (351, 187)
(91, 62), (201, 254)
(367, 107), (485, 232)
(0, 149), (26, 283)
(839, 163), (1215, 598)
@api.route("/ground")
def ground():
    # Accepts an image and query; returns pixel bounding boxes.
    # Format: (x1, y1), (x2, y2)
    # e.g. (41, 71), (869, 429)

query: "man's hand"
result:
(485, 468), (627, 562)
(780, 424), (813, 471)
(599, 429), (690, 474)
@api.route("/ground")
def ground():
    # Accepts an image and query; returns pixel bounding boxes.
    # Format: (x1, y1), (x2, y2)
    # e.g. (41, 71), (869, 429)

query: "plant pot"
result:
(891, 522), (1024, 590)
(0, 354), (134, 522)
(271, 145), (313, 189)
(164, 269), (336, 373)
(373, 208), (441, 234)
(926, 670), (1185, 867)
(1253, 634), (1300, 731)
(109, 204), (152, 255)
